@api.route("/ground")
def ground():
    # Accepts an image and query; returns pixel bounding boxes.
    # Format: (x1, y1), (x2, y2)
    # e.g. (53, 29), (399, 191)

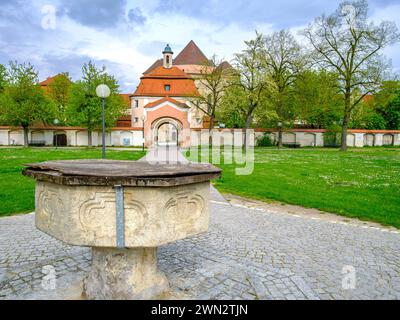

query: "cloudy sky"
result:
(0, 0), (399, 92)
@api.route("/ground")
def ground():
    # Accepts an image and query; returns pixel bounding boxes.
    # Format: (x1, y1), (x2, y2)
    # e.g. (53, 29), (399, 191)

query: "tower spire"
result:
(163, 44), (173, 69)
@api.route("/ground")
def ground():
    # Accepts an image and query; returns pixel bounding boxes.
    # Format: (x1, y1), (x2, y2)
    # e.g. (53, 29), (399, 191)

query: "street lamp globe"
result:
(96, 84), (111, 98)
(53, 119), (60, 125)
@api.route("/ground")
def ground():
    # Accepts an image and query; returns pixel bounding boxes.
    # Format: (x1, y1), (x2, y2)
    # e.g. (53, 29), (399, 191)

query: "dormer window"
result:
(164, 85), (171, 92)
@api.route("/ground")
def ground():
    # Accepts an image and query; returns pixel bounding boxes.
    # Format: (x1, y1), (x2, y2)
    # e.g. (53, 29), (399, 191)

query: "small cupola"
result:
(163, 44), (173, 69)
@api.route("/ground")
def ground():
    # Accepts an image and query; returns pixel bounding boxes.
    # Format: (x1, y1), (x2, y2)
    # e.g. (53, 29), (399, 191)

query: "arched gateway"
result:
(152, 117), (182, 146)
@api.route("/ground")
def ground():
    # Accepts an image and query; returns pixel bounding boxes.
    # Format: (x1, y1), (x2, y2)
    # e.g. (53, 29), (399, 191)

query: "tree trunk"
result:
(23, 127), (29, 147)
(340, 113), (350, 151)
(277, 97), (284, 148)
(244, 112), (253, 149)
(278, 126), (283, 148)
(208, 116), (214, 146)
(88, 130), (92, 147)
(340, 91), (351, 152)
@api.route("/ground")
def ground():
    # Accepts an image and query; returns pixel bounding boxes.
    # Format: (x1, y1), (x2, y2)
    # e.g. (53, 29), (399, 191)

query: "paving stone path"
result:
(1, 197), (399, 300)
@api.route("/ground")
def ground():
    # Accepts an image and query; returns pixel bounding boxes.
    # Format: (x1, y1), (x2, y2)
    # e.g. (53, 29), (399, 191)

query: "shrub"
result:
(257, 133), (274, 147)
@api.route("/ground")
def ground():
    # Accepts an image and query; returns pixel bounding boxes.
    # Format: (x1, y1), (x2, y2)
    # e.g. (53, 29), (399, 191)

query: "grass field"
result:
(205, 147), (400, 229)
(0, 147), (399, 229)
(0, 148), (145, 216)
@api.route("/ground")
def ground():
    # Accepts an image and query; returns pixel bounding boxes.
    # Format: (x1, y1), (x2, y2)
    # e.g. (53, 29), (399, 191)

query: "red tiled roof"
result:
(218, 61), (233, 70)
(144, 66), (189, 78)
(144, 97), (189, 109)
(39, 74), (71, 87)
(363, 95), (374, 103)
(133, 66), (200, 97)
(174, 40), (209, 66)
(143, 40), (210, 74)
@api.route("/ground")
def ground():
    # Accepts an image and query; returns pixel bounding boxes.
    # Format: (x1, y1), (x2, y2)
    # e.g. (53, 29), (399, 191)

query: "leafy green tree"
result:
(47, 73), (72, 124)
(218, 84), (247, 128)
(373, 81), (400, 129)
(0, 64), (7, 92)
(65, 61), (125, 146)
(303, 0), (400, 151)
(233, 32), (269, 146)
(292, 70), (342, 128)
(379, 93), (400, 129)
(350, 104), (387, 129)
(350, 81), (400, 129)
(373, 80), (400, 107)
(0, 62), (55, 146)
(263, 29), (304, 147)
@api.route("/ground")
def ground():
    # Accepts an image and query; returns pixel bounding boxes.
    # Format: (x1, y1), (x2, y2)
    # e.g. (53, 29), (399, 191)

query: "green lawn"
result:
(1, 147), (399, 229)
(205, 147), (400, 228)
(0, 148), (145, 216)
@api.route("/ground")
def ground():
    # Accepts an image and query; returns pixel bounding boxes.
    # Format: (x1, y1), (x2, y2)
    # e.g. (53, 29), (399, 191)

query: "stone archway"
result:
(151, 118), (182, 147)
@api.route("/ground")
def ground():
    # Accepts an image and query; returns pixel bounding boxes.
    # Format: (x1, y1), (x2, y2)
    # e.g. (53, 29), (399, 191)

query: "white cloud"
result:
(2, 0), (400, 91)
(34, 10), (275, 90)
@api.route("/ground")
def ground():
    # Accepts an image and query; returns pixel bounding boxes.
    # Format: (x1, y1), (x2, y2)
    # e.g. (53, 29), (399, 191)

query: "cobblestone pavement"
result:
(1, 197), (399, 300)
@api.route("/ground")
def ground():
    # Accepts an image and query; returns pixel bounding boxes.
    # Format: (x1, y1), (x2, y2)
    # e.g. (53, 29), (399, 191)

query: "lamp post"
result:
(277, 121), (283, 149)
(53, 119), (60, 149)
(141, 115), (146, 152)
(96, 84), (111, 159)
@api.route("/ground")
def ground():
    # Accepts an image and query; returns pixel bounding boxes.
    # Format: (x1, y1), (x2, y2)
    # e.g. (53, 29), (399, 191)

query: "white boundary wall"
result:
(0, 128), (144, 147)
(0, 127), (399, 147)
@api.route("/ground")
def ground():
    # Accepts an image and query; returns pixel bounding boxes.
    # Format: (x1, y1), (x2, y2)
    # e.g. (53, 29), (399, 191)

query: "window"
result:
(134, 117), (139, 123)
(134, 100), (139, 108)
(164, 85), (171, 92)
(166, 56), (170, 64)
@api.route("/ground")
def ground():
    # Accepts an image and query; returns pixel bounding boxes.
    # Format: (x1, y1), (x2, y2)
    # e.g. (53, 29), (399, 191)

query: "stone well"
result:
(23, 159), (221, 300)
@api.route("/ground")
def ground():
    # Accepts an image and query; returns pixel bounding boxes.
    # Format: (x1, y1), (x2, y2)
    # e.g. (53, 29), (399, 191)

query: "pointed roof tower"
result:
(173, 40), (209, 66)
(143, 41), (210, 75)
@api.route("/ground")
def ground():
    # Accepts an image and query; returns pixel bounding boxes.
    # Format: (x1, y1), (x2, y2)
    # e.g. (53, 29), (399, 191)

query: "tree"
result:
(218, 84), (248, 128)
(373, 81), (400, 130)
(381, 94), (400, 129)
(233, 32), (269, 147)
(191, 56), (232, 143)
(263, 30), (304, 147)
(47, 73), (72, 124)
(191, 56), (233, 144)
(0, 62), (54, 146)
(65, 61), (125, 147)
(292, 70), (342, 128)
(303, 0), (400, 151)
(0, 64), (7, 92)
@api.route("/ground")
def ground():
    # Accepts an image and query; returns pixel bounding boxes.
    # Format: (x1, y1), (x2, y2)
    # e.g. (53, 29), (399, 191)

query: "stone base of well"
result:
(83, 247), (169, 300)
